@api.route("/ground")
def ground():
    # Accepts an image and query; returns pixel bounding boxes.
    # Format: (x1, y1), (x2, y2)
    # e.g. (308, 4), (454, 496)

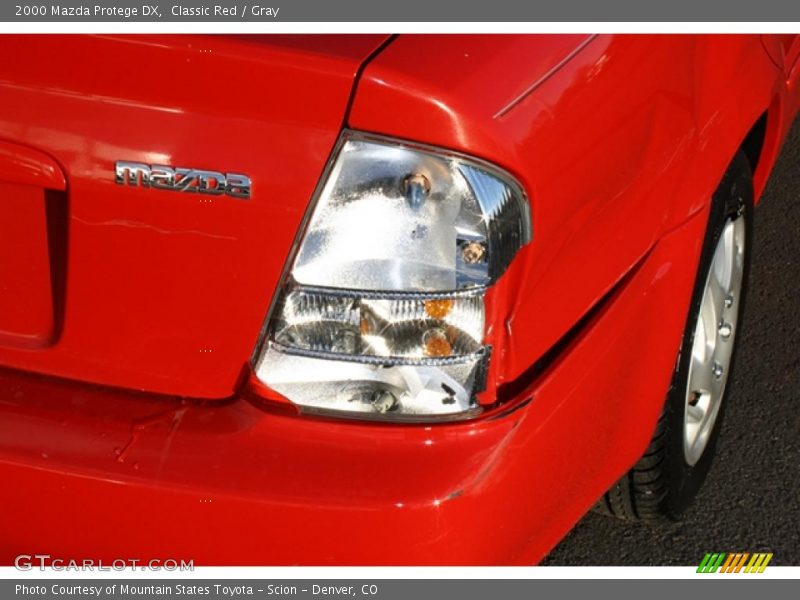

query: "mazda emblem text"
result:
(115, 161), (251, 199)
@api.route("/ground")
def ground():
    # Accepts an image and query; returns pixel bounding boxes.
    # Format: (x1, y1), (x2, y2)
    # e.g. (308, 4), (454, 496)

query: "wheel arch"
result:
(660, 38), (790, 235)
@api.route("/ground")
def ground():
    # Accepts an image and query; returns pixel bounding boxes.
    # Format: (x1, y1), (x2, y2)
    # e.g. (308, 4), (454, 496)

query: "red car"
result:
(1, 34), (799, 566)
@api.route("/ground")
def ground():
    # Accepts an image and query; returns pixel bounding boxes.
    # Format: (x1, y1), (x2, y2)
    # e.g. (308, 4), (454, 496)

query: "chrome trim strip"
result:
(290, 282), (487, 301)
(270, 341), (488, 367)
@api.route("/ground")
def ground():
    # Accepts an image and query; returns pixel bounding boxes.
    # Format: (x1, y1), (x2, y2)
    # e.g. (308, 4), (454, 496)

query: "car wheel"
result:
(600, 149), (753, 520)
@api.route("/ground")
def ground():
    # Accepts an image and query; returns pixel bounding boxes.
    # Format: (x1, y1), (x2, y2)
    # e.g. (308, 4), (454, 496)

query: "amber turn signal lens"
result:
(423, 298), (454, 319)
(423, 328), (452, 357)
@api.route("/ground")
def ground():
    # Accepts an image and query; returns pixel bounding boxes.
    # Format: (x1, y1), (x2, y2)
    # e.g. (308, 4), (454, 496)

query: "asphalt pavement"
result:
(543, 120), (800, 566)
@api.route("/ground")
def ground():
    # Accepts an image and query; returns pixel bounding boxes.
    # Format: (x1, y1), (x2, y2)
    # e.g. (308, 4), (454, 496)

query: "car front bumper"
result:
(0, 208), (707, 566)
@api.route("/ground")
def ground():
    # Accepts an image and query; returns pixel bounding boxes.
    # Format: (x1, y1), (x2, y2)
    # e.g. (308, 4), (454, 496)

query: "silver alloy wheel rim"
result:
(683, 215), (746, 466)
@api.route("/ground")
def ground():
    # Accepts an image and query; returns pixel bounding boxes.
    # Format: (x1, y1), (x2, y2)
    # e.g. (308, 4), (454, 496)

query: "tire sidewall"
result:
(663, 151), (754, 518)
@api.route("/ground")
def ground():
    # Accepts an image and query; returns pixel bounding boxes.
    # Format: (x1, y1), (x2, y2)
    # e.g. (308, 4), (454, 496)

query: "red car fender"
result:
(349, 33), (797, 394)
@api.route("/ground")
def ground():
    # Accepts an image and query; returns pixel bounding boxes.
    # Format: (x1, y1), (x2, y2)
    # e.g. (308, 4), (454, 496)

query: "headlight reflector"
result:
(273, 289), (484, 359)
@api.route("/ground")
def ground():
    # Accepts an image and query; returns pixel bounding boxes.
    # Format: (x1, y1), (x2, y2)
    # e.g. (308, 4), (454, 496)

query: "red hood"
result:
(0, 34), (390, 398)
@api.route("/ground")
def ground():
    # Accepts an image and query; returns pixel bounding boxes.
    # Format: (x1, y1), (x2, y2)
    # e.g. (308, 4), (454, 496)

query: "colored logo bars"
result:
(697, 552), (773, 573)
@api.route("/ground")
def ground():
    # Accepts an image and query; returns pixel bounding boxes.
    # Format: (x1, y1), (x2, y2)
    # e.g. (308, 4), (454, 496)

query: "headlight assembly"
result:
(253, 132), (531, 421)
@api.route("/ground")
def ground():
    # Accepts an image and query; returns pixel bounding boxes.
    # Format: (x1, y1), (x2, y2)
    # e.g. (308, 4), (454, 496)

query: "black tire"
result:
(599, 150), (754, 520)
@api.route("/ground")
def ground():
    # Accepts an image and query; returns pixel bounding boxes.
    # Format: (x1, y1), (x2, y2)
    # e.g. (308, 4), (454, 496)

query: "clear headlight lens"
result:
(291, 136), (530, 291)
(253, 132), (531, 421)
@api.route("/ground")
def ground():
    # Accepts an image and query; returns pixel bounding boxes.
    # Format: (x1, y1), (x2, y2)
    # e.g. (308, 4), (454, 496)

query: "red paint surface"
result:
(0, 34), (798, 564)
(0, 34), (388, 398)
